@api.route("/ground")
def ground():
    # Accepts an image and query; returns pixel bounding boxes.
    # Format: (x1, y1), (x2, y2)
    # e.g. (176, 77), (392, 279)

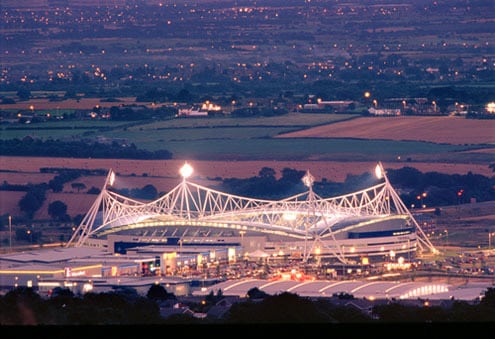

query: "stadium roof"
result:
(0, 247), (107, 264)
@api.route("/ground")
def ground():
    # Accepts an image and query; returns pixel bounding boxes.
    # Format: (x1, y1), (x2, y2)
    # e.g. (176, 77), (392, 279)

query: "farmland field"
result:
(1, 156), (494, 222)
(3, 156), (494, 183)
(0, 97), (143, 111)
(2, 110), (493, 163)
(276, 116), (495, 146)
(1, 109), (494, 221)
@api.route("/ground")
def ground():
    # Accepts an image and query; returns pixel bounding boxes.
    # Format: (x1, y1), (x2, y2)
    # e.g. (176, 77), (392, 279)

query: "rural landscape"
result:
(0, 0), (494, 254)
(0, 0), (494, 326)
(1, 109), (494, 250)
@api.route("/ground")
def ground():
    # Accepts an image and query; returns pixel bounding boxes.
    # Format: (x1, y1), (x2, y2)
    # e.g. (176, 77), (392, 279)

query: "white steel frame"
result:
(66, 162), (438, 262)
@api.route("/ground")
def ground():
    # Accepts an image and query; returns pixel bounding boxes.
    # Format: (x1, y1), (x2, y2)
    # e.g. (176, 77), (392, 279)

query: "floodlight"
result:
(180, 162), (193, 178)
(301, 171), (314, 188)
(375, 163), (383, 179)
(109, 171), (115, 186)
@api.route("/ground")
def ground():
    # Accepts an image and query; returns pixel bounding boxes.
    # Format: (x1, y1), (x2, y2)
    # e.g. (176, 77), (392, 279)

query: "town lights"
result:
(180, 162), (193, 179)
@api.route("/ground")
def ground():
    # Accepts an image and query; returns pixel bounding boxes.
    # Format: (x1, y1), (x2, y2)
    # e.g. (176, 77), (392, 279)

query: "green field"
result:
(129, 113), (356, 129)
(0, 112), (485, 161)
(0, 112), (355, 144)
(157, 138), (464, 160)
(0, 120), (132, 139)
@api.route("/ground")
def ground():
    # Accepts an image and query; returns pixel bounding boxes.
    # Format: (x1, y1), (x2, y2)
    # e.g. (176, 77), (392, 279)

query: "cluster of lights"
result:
(486, 102), (495, 113)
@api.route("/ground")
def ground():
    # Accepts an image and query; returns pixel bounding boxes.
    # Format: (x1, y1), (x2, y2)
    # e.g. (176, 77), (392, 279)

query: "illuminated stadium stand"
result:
(1, 163), (493, 301)
(66, 162), (438, 266)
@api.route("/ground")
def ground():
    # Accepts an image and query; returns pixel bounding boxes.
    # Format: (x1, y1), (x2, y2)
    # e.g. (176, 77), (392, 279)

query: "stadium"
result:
(67, 162), (438, 267)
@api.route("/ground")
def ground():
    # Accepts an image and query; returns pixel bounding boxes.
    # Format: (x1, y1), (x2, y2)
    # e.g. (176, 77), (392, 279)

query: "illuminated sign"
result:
(65, 267), (87, 277)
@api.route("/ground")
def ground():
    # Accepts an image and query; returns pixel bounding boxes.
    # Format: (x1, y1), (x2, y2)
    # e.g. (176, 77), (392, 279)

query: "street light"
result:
(389, 250), (396, 262)
(239, 230), (246, 256)
(8, 215), (12, 252)
(417, 192), (427, 208)
(489, 232), (495, 251)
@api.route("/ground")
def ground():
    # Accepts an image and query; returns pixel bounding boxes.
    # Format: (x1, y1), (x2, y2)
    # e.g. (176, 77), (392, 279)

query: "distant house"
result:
(177, 101), (222, 117)
(160, 302), (194, 319)
(425, 67), (440, 74)
(159, 302), (207, 319)
(368, 107), (401, 116)
(206, 297), (238, 319)
(178, 106), (209, 117)
(302, 100), (354, 113)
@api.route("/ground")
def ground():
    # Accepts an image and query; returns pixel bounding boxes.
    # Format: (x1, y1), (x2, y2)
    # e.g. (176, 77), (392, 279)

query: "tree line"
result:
(1, 165), (494, 227)
(0, 285), (493, 325)
(220, 166), (495, 208)
(0, 138), (173, 160)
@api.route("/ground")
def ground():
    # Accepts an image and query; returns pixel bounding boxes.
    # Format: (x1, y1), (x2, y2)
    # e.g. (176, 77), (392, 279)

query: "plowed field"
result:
(2, 156), (494, 184)
(1, 154), (494, 219)
(276, 116), (495, 145)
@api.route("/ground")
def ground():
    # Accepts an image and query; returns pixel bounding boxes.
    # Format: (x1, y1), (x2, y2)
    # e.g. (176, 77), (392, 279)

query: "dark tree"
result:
(50, 287), (75, 299)
(72, 214), (84, 225)
(48, 178), (64, 192)
(48, 200), (68, 220)
(480, 287), (495, 307)
(175, 89), (194, 102)
(225, 292), (332, 323)
(247, 287), (269, 300)
(258, 167), (276, 179)
(146, 284), (175, 301)
(71, 182), (87, 192)
(280, 167), (305, 184)
(19, 189), (45, 219)
(137, 184), (158, 200)
(87, 187), (101, 194)
(1, 287), (46, 324)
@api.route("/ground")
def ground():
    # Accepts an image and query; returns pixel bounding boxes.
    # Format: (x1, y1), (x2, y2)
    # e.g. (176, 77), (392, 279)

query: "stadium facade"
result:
(67, 162), (438, 266)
